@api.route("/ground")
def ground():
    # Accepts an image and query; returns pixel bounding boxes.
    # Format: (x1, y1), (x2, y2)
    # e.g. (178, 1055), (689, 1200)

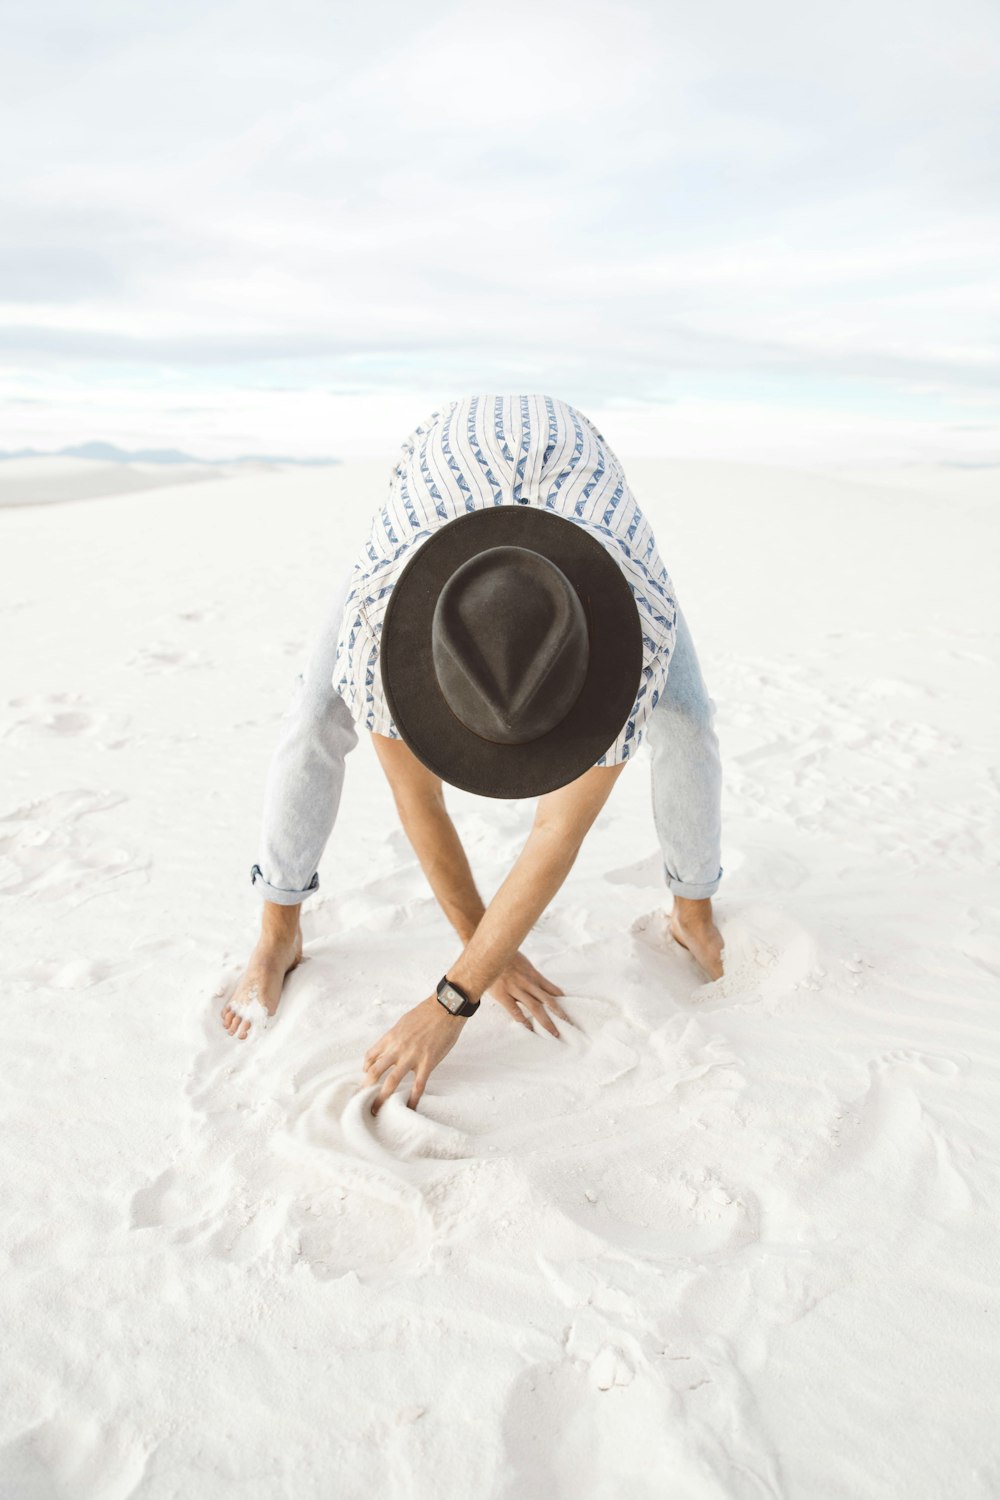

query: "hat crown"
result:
(431, 545), (589, 745)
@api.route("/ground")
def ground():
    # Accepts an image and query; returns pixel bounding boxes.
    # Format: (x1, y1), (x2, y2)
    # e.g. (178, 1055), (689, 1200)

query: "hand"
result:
(487, 949), (573, 1038)
(362, 994), (467, 1116)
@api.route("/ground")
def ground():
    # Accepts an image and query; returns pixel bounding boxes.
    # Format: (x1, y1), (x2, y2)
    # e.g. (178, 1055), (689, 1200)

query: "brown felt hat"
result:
(380, 504), (643, 798)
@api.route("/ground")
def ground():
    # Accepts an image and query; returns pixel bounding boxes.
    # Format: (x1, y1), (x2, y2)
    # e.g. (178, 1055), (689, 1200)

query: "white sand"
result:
(1, 456), (997, 1498)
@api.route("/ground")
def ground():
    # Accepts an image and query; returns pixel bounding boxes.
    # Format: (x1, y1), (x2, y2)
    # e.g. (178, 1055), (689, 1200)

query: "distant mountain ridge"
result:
(0, 442), (340, 467)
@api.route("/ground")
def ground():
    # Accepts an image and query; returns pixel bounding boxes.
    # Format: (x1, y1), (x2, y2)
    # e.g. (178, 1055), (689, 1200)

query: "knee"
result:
(330, 693), (361, 754)
(646, 686), (717, 748)
(310, 683), (360, 754)
(641, 699), (719, 768)
(284, 672), (360, 755)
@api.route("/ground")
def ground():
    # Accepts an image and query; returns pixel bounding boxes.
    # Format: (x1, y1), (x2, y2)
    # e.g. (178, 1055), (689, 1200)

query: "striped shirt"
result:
(330, 394), (678, 767)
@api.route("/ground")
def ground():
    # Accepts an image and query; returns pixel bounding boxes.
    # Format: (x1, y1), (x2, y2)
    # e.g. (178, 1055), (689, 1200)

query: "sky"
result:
(1, 0), (998, 466)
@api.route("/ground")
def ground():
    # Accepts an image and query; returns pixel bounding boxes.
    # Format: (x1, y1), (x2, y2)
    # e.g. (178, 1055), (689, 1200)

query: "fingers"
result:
(362, 1034), (392, 1073)
(361, 997), (466, 1115)
(522, 997), (561, 1039)
(363, 1048), (393, 1085)
(502, 983), (556, 1035)
(407, 1068), (430, 1111)
(362, 1039), (408, 1115)
(526, 977), (575, 1025)
(510, 981), (577, 1037)
(542, 1002), (575, 1026)
(371, 1063), (409, 1117)
(497, 986), (575, 1038)
(495, 997), (535, 1031)
(517, 978), (571, 1020)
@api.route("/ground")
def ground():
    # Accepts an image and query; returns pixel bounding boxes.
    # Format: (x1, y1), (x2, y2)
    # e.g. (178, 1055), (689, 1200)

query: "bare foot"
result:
(668, 896), (725, 981)
(221, 927), (304, 1039)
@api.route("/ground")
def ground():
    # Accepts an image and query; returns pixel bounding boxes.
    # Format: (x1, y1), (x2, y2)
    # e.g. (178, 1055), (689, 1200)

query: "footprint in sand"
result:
(125, 644), (211, 672)
(872, 1047), (964, 1081)
(1, 692), (132, 749)
(496, 1334), (741, 1495)
(822, 1056), (973, 1223)
(0, 788), (149, 905)
(544, 1149), (759, 1262)
(496, 1353), (652, 1496)
(174, 606), (224, 626)
(4, 938), (175, 996)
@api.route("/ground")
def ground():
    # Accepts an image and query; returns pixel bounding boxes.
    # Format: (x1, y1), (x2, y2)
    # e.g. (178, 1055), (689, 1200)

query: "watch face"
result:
(441, 984), (463, 1013)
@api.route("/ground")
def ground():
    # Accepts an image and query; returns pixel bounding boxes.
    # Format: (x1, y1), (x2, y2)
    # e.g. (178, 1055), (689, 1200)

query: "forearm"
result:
(396, 797), (487, 944)
(447, 825), (582, 1000)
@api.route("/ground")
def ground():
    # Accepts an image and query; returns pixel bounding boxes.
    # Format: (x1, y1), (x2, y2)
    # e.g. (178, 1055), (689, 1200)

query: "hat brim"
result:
(380, 505), (643, 798)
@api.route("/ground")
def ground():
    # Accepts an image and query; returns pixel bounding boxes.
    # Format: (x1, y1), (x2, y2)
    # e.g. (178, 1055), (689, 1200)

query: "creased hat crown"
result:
(430, 545), (589, 745)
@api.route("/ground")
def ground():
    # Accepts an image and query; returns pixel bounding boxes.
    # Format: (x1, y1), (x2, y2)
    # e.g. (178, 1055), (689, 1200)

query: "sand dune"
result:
(0, 457), (996, 1498)
(0, 455), (226, 507)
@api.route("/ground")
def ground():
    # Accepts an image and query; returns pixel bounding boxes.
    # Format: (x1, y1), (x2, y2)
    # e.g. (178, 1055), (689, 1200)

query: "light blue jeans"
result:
(250, 566), (723, 905)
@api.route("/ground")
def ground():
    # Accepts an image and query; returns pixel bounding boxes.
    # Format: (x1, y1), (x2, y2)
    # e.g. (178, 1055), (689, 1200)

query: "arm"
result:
(372, 732), (584, 1028)
(371, 732), (486, 943)
(362, 755), (629, 1114)
(447, 760), (629, 1001)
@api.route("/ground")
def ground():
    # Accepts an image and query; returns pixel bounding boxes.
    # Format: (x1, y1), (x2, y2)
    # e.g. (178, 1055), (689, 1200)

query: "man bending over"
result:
(222, 394), (725, 1113)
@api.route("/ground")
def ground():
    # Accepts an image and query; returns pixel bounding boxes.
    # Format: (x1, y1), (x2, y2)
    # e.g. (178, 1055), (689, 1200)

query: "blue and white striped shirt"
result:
(331, 394), (678, 767)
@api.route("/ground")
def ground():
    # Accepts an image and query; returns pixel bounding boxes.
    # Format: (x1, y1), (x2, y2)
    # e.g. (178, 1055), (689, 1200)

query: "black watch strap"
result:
(436, 973), (480, 1017)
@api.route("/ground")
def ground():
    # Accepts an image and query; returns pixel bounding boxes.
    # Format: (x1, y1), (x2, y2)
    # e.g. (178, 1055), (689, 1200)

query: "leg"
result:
(223, 568), (360, 1038)
(645, 605), (725, 977)
(250, 566), (360, 903)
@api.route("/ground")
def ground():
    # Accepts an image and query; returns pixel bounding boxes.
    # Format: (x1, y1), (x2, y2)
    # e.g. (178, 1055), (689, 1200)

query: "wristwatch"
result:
(436, 973), (481, 1018)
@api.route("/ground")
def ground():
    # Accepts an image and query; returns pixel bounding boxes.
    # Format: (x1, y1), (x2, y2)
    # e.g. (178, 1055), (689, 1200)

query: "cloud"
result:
(1, 0), (998, 457)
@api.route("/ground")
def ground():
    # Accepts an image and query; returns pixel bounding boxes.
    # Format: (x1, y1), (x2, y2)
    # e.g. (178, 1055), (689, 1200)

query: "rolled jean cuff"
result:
(250, 863), (319, 905)
(665, 866), (723, 899)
